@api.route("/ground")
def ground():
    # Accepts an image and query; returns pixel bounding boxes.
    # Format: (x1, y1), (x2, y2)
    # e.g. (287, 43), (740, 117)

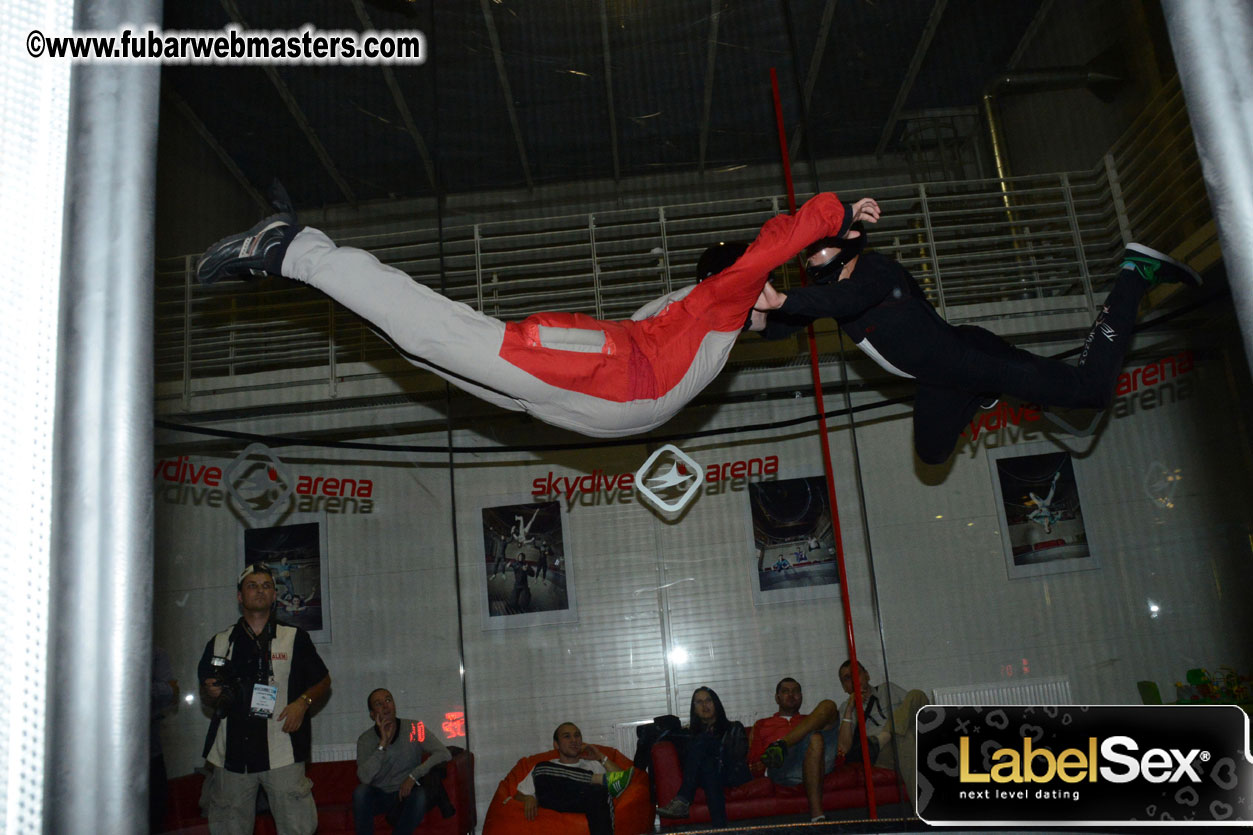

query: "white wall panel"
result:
(452, 442), (668, 824)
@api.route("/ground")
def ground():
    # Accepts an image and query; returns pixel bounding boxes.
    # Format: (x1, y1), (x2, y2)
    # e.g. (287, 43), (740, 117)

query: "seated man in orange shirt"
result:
(747, 677), (840, 823)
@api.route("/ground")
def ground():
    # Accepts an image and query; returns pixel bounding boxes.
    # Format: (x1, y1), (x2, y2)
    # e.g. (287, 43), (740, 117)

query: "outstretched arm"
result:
(747, 282), (814, 337)
(755, 312), (814, 339)
(632, 192), (866, 324)
(765, 275), (895, 322)
(727, 193), (850, 282)
(750, 197), (886, 325)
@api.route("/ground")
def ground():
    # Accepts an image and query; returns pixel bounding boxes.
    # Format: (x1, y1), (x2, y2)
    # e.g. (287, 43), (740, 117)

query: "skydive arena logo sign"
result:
(225, 442), (296, 526)
(530, 453), (779, 506)
(634, 444), (704, 513)
(155, 445), (377, 517)
(917, 704), (1253, 825)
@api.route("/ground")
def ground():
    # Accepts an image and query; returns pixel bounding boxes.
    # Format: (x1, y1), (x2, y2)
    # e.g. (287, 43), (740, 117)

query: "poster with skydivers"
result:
(480, 499), (576, 629)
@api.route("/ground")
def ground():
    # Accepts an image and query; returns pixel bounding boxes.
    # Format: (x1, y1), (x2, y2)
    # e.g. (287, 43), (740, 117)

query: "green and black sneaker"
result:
(605, 766), (634, 799)
(761, 739), (788, 769)
(1121, 243), (1203, 288)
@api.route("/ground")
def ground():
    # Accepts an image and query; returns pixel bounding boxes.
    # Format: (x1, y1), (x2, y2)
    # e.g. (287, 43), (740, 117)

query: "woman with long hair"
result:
(656, 687), (751, 826)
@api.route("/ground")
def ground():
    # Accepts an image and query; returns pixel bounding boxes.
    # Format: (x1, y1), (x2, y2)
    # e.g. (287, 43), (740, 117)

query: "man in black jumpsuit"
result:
(510, 559), (535, 612)
(751, 229), (1201, 465)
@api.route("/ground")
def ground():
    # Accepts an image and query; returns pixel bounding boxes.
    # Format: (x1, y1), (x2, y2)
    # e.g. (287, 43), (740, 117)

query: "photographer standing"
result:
(198, 563), (331, 835)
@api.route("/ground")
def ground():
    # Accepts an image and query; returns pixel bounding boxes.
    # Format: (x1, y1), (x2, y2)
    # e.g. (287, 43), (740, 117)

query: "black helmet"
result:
(697, 240), (764, 331)
(695, 241), (749, 281)
(805, 223), (867, 284)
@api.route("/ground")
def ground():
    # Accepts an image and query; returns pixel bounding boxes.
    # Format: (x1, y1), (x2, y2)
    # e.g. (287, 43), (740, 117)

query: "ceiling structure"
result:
(155, 1), (1229, 438)
(161, 0), (1050, 212)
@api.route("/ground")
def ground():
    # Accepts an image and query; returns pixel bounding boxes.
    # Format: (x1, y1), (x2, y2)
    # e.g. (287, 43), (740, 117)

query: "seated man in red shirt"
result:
(196, 192), (879, 438)
(747, 677), (840, 823)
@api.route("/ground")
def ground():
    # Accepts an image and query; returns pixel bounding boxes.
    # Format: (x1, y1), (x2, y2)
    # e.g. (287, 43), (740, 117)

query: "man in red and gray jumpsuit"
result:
(197, 192), (878, 438)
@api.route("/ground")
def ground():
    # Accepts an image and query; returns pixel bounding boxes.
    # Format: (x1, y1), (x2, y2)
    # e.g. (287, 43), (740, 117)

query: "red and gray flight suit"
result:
(281, 193), (848, 437)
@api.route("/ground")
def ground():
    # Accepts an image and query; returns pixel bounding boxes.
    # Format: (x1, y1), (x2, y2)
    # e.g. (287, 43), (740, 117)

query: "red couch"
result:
(161, 748), (476, 835)
(650, 740), (901, 826)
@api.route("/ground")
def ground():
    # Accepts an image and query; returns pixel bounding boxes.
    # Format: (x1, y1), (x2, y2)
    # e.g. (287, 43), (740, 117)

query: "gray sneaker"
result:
(196, 213), (298, 285)
(656, 796), (691, 818)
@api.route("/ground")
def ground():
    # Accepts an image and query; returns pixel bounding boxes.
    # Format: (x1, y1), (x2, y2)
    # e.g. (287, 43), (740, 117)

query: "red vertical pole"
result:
(769, 67), (878, 818)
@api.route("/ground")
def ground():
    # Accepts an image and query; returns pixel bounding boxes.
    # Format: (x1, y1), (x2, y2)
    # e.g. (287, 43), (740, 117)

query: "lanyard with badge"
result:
(244, 619), (279, 719)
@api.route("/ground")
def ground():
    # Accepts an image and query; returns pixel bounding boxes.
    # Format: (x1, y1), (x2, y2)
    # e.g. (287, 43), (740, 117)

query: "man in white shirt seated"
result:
(513, 722), (633, 835)
(835, 661), (930, 811)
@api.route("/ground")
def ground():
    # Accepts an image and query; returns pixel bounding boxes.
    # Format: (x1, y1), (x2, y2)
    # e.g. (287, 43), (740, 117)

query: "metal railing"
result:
(154, 77), (1207, 413)
(1103, 74), (1216, 263)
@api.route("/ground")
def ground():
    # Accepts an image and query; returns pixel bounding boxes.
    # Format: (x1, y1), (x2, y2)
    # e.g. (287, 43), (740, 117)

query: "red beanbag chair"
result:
(482, 746), (652, 835)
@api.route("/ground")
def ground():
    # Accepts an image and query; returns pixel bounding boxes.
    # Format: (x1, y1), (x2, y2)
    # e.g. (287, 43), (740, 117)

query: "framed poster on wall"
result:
(745, 474), (841, 605)
(240, 512), (331, 642)
(479, 498), (576, 629)
(987, 444), (1098, 580)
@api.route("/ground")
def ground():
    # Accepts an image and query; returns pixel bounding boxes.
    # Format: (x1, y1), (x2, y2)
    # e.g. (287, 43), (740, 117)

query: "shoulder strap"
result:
(212, 626), (233, 659)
